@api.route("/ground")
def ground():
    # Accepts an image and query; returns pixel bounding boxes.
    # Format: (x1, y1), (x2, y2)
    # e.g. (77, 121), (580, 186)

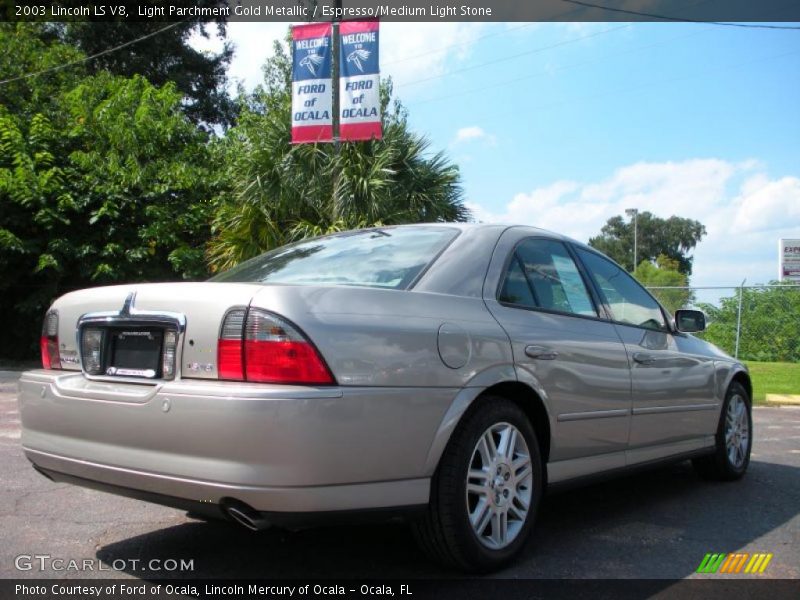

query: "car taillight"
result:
(40, 309), (61, 369)
(218, 309), (245, 380)
(217, 308), (334, 385)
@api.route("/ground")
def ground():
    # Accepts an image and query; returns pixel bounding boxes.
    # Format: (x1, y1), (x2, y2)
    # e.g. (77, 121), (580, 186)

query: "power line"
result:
(0, 21), (185, 87)
(381, 0), (599, 68)
(383, 0), (710, 77)
(397, 24), (630, 88)
(524, 46), (800, 115)
(382, 22), (540, 67)
(410, 24), (713, 104)
(418, 43), (800, 116)
(559, 0), (800, 30)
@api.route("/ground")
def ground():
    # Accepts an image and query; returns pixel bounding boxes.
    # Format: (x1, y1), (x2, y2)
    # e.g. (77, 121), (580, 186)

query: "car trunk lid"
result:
(51, 282), (264, 380)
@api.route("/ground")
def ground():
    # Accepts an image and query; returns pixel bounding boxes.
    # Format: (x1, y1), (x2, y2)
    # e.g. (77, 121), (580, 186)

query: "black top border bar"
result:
(4, 0), (800, 23)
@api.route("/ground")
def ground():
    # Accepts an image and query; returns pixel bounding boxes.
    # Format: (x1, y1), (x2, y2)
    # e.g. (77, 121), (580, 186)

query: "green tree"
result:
(589, 211), (706, 275)
(207, 40), (468, 271)
(633, 254), (693, 314)
(47, 9), (235, 128)
(0, 23), (85, 119)
(700, 285), (800, 362)
(0, 25), (217, 359)
(60, 73), (217, 280)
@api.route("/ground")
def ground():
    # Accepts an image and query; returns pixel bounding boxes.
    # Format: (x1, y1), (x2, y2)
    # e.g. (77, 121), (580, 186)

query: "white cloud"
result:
(382, 22), (486, 91)
(451, 126), (496, 146)
(191, 22), (487, 93)
(731, 176), (800, 234)
(454, 126), (485, 142)
(468, 159), (800, 286)
(231, 23), (289, 90)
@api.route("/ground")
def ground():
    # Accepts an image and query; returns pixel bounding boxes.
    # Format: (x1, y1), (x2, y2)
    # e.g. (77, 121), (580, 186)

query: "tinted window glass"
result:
(499, 257), (536, 307)
(499, 239), (597, 317)
(576, 248), (667, 331)
(212, 227), (458, 289)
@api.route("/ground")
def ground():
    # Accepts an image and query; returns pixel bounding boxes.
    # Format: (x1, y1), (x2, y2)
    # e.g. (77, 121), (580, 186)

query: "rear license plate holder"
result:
(108, 328), (163, 378)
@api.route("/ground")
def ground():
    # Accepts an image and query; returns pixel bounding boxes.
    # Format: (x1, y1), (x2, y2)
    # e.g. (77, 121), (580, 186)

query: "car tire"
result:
(413, 396), (543, 572)
(692, 381), (752, 481)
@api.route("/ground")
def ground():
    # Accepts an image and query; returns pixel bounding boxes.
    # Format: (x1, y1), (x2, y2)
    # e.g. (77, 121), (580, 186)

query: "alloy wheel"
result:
(466, 422), (533, 549)
(725, 394), (750, 468)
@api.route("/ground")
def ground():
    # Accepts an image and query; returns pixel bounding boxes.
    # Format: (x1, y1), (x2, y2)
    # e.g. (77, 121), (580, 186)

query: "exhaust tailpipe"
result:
(222, 500), (271, 531)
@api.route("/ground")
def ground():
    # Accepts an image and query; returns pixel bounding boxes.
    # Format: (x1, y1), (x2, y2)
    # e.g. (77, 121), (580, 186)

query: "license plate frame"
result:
(107, 328), (164, 379)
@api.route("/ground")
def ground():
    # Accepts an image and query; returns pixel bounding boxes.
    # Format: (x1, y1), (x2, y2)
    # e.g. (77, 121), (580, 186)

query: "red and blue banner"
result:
(339, 20), (382, 141)
(291, 23), (333, 144)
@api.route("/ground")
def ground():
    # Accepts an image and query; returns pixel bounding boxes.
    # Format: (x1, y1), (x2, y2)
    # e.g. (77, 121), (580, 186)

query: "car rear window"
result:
(211, 227), (459, 289)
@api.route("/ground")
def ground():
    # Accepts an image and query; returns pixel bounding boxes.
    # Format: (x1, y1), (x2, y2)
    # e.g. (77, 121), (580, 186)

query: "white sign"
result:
(339, 20), (381, 141)
(291, 23), (333, 144)
(779, 238), (800, 282)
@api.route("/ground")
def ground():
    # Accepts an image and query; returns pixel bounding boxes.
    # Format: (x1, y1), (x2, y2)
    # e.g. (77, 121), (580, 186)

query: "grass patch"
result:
(745, 361), (800, 404)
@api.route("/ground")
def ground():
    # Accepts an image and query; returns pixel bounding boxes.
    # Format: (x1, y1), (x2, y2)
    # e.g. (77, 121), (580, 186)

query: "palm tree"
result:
(207, 39), (468, 272)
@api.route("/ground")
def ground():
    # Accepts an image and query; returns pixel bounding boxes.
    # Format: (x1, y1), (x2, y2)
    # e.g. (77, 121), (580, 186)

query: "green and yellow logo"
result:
(696, 552), (773, 574)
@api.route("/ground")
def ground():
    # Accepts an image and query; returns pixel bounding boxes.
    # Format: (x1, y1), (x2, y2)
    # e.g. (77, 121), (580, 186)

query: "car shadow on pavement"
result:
(97, 459), (800, 579)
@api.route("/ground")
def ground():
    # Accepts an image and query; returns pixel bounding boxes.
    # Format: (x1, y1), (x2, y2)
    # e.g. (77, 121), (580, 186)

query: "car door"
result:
(573, 247), (718, 460)
(484, 230), (633, 481)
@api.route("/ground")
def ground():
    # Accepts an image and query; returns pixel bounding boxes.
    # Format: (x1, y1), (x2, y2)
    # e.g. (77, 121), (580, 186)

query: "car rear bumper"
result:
(18, 370), (456, 513)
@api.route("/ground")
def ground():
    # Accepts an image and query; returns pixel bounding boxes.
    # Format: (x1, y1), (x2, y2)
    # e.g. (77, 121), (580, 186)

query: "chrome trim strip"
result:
(79, 291), (186, 331)
(557, 408), (630, 422)
(632, 403), (719, 416)
(79, 314), (184, 327)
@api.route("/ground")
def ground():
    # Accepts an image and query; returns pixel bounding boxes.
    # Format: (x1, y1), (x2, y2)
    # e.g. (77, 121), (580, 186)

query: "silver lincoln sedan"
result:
(19, 223), (752, 571)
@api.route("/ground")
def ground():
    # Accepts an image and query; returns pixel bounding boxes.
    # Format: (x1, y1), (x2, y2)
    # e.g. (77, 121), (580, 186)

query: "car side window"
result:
(575, 248), (668, 332)
(499, 256), (536, 307)
(499, 239), (597, 317)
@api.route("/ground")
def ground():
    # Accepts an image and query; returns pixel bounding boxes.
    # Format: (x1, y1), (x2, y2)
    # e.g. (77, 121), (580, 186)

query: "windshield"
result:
(211, 226), (459, 289)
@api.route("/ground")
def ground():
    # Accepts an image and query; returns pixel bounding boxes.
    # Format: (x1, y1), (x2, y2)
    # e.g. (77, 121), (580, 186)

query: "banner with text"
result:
(292, 23), (333, 143)
(339, 20), (382, 141)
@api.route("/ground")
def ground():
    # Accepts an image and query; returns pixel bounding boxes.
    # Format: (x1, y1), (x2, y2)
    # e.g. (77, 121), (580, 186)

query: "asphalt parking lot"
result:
(1, 370), (798, 581)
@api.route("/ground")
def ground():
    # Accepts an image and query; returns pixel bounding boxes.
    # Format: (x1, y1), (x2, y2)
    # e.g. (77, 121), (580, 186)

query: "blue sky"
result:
(193, 22), (800, 290)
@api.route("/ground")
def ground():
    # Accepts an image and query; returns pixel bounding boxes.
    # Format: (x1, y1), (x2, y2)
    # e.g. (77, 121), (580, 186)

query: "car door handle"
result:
(525, 345), (559, 360)
(633, 353), (657, 365)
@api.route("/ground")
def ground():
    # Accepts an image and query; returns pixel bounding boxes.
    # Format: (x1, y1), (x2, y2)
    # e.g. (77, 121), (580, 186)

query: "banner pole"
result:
(332, 0), (342, 145)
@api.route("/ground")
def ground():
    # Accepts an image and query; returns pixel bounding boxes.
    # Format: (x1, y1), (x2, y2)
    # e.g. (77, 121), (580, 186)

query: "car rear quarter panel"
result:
(251, 285), (514, 389)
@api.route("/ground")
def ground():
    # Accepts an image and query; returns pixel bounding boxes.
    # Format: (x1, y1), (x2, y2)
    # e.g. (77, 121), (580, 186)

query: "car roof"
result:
(382, 222), (586, 248)
(407, 222), (594, 298)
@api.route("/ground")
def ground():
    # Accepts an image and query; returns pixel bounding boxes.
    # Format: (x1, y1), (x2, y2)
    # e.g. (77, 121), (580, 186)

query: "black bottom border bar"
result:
(3, 579), (800, 600)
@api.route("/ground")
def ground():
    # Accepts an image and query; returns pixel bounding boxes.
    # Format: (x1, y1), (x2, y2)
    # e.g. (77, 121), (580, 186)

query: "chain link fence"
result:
(646, 284), (800, 362)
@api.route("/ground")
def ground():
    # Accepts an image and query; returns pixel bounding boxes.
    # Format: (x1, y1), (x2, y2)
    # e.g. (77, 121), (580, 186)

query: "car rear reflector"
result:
(40, 310), (61, 369)
(217, 308), (333, 385)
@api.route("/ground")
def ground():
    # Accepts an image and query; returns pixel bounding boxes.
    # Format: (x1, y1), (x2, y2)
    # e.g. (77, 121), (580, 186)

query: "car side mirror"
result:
(674, 309), (706, 333)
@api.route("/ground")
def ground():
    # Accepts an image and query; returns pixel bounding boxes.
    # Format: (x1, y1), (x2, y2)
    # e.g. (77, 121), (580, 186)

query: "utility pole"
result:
(734, 278), (746, 359)
(625, 208), (639, 272)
